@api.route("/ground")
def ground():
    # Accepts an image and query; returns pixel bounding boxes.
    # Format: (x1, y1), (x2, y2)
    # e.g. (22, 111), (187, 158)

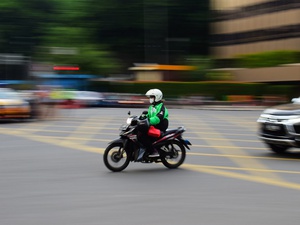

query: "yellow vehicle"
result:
(0, 88), (31, 119)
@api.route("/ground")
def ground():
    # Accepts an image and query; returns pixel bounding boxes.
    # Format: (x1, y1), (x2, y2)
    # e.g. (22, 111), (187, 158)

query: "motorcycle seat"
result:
(162, 126), (184, 136)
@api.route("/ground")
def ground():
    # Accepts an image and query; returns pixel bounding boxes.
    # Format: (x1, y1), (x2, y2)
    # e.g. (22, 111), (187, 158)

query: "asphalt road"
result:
(1, 107), (300, 225)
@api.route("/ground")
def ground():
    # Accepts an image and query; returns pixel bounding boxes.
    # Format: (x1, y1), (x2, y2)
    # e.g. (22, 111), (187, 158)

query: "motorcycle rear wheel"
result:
(103, 143), (130, 172)
(161, 140), (186, 169)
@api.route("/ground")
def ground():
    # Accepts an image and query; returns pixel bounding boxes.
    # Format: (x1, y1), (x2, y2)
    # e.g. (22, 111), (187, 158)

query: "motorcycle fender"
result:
(108, 138), (134, 160)
(178, 138), (192, 150)
(183, 140), (191, 150)
(108, 138), (125, 146)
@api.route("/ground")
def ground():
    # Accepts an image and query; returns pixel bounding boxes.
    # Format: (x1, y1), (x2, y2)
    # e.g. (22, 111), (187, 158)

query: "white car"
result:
(0, 88), (31, 119)
(291, 97), (300, 103)
(257, 100), (300, 154)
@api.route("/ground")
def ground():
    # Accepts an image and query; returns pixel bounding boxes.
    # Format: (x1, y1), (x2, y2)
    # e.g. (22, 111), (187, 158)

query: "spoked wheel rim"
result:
(103, 143), (130, 172)
(165, 144), (182, 164)
(161, 140), (186, 169)
(107, 147), (127, 166)
(111, 151), (122, 162)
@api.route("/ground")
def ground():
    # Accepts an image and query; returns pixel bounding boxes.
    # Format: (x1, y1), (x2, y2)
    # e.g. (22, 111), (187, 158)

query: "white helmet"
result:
(145, 88), (163, 103)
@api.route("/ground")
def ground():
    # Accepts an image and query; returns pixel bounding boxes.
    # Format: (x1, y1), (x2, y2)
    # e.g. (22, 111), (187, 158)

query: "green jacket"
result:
(147, 102), (169, 127)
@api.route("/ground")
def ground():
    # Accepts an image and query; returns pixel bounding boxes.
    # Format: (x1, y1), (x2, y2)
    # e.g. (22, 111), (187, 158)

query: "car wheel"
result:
(267, 143), (289, 154)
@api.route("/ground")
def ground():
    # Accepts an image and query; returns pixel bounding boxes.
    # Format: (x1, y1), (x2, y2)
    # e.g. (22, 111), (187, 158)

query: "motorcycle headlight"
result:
(126, 117), (133, 124)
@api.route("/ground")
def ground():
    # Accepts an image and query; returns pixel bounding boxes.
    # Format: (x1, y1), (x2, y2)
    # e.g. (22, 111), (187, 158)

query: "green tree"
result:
(34, 0), (122, 75)
(83, 0), (210, 67)
(0, 0), (57, 55)
(0, 0), (211, 75)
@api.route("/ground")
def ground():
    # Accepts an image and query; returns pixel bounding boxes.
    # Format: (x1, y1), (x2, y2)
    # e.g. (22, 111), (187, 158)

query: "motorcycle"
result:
(103, 111), (192, 172)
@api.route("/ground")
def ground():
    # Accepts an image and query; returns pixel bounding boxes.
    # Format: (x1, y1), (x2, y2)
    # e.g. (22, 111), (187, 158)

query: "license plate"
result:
(265, 124), (281, 131)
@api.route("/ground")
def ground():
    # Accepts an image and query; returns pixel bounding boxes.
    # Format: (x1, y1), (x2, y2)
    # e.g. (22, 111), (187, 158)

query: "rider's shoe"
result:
(137, 148), (146, 161)
(148, 149), (159, 157)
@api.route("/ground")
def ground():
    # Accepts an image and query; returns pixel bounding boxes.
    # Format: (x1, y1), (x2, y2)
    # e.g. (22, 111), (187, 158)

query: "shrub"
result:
(88, 81), (296, 101)
(235, 50), (300, 68)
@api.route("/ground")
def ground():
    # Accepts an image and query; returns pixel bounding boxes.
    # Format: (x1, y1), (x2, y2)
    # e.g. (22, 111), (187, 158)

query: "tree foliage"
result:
(0, 0), (57, 54)
(0, 0), (210, 75)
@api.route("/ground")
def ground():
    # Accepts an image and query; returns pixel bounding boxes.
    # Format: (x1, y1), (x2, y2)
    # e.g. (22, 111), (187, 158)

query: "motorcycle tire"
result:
(103, 142), (130, 172)
(160, 140), (186, 169)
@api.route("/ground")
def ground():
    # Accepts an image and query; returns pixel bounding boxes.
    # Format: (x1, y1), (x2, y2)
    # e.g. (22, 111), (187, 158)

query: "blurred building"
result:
(210, 0), (300, 82)
(129, 64), (196, 81)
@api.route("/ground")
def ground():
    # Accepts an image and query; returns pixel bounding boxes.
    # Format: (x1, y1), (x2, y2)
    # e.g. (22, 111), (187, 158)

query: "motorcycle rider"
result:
(137, 88), (169, 160)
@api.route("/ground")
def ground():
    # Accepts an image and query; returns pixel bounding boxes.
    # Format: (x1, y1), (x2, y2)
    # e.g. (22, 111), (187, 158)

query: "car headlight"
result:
(257, 113), (300, 123)
(257, 114), (270, 122)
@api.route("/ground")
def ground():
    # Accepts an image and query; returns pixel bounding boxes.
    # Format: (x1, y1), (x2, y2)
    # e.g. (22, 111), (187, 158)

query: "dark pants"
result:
(137, 119), (168, 153)
(137, 131), (155, 153)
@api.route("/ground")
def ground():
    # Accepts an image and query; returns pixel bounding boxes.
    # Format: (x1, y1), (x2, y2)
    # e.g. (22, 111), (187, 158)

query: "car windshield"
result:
(0, 91), (20, 99)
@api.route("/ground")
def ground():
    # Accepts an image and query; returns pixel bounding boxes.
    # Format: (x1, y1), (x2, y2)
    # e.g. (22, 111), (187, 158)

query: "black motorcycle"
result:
(103, 112), (192, 172)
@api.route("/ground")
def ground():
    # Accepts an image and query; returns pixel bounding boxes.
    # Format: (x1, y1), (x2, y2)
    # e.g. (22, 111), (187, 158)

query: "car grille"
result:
(293, 124), (300, 134)
(261, 124), (287, 136)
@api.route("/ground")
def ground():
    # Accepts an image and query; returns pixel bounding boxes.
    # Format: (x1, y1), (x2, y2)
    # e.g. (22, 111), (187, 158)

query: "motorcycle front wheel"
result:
(160, 140), (186, 169)
(103, 143), (130, 172)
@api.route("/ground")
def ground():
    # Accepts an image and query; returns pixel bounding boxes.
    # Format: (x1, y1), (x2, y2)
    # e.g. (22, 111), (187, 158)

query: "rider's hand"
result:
(139, 115), (147, 120)
(139, 111), (148, 120)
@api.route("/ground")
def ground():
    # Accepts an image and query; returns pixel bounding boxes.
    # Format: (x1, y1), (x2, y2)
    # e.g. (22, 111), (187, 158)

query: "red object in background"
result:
(53, 66), (79, 71)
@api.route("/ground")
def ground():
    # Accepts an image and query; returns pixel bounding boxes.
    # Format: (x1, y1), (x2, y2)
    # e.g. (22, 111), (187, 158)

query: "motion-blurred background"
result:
(0, 0), (299, 107)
